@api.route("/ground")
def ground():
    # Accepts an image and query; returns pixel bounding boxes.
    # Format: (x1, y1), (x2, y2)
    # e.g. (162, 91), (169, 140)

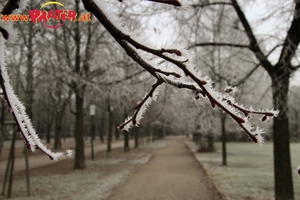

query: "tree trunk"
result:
(99, 115), (104, 143)
(73, 92), (85, 169)
(54, 114), (63, 150)
(272, 72), (294, 200)
(221, 113), (227, 166)
(7, 130), (16, 198)
(24, 144), (30, 196)
(207, 134), (215, 152)
(140, 128), (145, 147)
(54, 88), (69, 150)
(124, 131), (130, 152)
(107, 104), (113, 154)
(115, 125), (120, 140)
(134, 129), (139, 149)
(148, 125), (152, 144)
(46, 123), (51, 144)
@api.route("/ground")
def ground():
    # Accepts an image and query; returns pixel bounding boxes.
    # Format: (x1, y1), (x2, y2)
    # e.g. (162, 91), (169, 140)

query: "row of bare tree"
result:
(0, 0), (300, 200)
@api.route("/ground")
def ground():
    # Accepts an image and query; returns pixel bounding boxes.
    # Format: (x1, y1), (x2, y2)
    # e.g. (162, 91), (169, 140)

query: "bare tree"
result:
(0, 1), (288, 200)
(185, 1), (299, 199)
(0, 0), (277, 159)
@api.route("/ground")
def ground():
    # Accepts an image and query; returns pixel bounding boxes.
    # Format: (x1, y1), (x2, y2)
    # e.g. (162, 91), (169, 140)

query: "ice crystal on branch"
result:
(82, 0), (280, 144)
(0, 0), (72, 161)
(0, 63), (72, 160)
(118, 80), (163, 131)
(224, 85), (238, 94)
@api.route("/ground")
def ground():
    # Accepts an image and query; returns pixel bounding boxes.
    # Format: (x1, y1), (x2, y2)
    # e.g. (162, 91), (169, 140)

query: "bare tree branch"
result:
(292, 64), (300, 70)
(1, 0), (19, 15)
(275, 1), (300, 69)
(232, 63), (260, 87)
(230, 0), (274, 74)
(81, 0), (278, 144)
(101, 69), (146, 85)
(118, 80), (164, 130)
(192, 2), (232, 8)
(118, 0), (181, 6)
(190, 42), (249, 49)
(0, 0), (72, 160)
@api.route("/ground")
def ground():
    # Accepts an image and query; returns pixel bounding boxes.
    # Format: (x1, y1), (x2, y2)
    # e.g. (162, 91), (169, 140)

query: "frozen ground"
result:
(185, 141), (300, 200)
(1, 138), (222, 200)
(0, 141), (165, 200)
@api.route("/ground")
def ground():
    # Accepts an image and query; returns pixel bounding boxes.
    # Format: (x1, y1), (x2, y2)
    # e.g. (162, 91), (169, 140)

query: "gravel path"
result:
(107, 136), (222, 200)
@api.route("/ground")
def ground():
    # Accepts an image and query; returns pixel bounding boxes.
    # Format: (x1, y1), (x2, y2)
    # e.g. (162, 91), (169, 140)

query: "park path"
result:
(107, 136), (222, 200)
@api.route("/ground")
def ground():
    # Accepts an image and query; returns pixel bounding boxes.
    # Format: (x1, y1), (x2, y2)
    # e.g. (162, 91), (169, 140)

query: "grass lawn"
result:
(187, 141), (300, 200)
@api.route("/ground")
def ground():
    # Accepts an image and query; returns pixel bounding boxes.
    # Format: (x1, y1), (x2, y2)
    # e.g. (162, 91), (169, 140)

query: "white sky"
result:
(145, 1), (300, 86)
(243, 1), (300, 86)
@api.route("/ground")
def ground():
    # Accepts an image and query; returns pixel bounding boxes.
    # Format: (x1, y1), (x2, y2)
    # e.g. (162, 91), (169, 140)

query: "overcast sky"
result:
(145, 1), (300, 86)
(243, 1), (300, 86)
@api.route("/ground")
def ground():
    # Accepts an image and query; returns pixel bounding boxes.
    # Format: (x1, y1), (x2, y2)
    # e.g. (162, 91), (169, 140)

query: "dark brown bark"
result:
(192, 42), (249, 49)
(73, 91), (85, 169)
(271, 71), (294, 200)
(73, 0), (86, 170)
(221, 113), (227, 166)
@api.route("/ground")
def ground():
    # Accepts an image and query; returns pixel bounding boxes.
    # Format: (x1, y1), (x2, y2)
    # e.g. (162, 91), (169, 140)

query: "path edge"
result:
(185, 140), (225, 200)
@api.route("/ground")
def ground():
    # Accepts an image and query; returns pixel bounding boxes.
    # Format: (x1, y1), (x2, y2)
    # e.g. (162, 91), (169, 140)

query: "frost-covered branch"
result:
(0, 0), (72, 160)
(117, 0), (181, 7)
(118, 80), (163, 131)
(0, 65), (72, 160)
(81, 0), (279, 145)
(121, 32), (278, 143)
